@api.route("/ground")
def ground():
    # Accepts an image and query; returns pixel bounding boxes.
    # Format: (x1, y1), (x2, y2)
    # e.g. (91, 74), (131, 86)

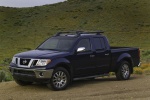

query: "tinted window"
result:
(77, 39), (91, 51)
(93, 38), (105, 50)
(37, 38), (75, 51)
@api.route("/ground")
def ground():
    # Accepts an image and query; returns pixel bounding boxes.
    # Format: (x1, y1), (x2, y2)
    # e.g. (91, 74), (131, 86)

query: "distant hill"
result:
(0, 0), (150, 63)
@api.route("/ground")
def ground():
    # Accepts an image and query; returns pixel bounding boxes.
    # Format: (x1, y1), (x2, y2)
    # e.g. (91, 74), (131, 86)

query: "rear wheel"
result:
(14, 79), (33, 86)
(115, 61), (131, 80)
(47, 67), (70, 91)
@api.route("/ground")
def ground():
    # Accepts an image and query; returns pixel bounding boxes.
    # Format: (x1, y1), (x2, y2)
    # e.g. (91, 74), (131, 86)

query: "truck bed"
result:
(110, 47), (140, 72)
(111, 47), (137, 50)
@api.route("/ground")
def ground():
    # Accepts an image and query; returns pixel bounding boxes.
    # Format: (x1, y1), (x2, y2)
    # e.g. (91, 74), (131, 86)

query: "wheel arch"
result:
(116, 53), (134, 73)
(54, 62), (72, 76)
(121, 58), (133, 73)
(47, 58), (73, 80)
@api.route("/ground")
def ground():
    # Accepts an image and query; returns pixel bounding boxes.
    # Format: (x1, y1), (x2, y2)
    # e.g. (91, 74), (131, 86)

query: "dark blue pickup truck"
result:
(9, 31), (140, 90)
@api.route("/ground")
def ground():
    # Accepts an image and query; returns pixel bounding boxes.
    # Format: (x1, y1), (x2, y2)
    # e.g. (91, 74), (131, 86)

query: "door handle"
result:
(90, 55), (95, 58)
(105, 53), (109, 56)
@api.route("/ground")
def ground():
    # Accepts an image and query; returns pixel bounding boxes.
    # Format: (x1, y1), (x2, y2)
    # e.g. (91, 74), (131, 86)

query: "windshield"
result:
(37, 38), (75, 51)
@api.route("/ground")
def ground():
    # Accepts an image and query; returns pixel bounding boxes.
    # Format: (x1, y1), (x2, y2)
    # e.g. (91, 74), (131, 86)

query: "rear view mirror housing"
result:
(77, 47), (85, 52)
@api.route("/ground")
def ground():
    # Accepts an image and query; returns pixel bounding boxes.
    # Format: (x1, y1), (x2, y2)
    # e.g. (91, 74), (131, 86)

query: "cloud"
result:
(0, 0), (66, 7)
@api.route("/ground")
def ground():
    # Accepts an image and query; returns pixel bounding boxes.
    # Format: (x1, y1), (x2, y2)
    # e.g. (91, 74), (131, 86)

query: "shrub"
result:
(3, 58), (12, 65)
(0, 67), (13, 82)
(140, 63), (150, 69)
(142, 50), (150, 56)
(143, 68), (150, 75)
(134, 67), (143, 75)
(0, 69), (13, 82)
(109, 72), (115, 76)
(4, 73), (13, 81)
(96, 6), (103, 10)
(0, 70), (6, 82)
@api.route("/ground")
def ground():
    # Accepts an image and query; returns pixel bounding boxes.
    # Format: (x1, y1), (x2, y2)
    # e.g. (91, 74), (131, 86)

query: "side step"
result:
(73, 73), (109, 81)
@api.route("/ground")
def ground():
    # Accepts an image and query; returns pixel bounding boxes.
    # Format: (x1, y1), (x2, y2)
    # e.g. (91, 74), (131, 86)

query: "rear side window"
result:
(93, 38), (105, 50)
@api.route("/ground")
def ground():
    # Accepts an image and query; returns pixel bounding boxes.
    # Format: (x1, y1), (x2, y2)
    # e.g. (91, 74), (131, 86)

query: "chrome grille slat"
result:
(14, 58), (38, 68)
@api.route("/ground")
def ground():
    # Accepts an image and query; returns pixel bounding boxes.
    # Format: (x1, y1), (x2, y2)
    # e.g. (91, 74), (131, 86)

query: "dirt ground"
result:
(0, 75), (150, 100)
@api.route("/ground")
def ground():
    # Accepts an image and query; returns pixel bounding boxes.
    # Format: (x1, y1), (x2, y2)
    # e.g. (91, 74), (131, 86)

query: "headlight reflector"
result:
(36, 59), (51, 66)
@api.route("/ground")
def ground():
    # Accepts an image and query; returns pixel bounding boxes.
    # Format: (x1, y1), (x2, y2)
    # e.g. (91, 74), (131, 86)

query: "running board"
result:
(73, 73), (109, 81)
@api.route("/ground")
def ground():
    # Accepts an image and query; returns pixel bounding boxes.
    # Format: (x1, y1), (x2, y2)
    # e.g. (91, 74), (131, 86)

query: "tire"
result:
(14, 79), (33, 86)
(115, 61), (131, 80)
(47, 67), (70, 91)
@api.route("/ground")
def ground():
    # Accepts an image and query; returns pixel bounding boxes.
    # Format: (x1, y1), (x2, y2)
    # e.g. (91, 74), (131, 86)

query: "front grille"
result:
(16, 58), (18, 64)
(14, 57), (39, 67)
(32, 60), (38, 66)
(20, 59), (31, 66)
(14, 69), (35, 75)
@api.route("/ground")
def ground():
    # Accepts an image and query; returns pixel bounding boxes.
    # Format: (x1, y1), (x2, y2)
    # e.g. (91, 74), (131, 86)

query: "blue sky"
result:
(0, 0), (66, 8)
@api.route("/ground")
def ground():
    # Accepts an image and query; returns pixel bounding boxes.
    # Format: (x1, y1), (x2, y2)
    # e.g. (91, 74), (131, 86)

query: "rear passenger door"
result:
(93, 37), (111, 74)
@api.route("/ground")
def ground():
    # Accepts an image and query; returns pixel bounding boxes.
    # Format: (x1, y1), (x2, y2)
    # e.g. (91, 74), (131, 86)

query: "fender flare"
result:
(116, 53), (133, 73)
(46, 58), (73, 80)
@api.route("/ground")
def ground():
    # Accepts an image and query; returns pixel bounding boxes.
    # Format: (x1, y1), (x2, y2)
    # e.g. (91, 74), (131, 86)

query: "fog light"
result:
(39, 72), (44, 77)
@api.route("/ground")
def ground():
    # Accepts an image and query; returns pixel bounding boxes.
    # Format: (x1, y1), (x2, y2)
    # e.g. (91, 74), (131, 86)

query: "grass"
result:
(0, 0), (150, 80)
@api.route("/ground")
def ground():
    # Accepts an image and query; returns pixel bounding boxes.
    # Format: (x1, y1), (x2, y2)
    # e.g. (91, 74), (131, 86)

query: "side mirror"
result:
(77, 47), (85, 52)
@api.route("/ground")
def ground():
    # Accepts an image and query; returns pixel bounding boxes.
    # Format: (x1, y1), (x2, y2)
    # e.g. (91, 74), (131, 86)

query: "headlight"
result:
(36, 59), (51, 66)
(12, 57), (16, 64)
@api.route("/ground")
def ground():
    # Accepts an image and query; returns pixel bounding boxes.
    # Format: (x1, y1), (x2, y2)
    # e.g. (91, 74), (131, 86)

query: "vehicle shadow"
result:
(22, 75), (139, 91)
(68, 75), (139, 89)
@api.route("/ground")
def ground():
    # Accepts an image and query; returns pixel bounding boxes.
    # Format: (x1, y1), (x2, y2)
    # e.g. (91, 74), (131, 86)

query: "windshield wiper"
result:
(47, 49), (59, 51)
(37, 48), (60, 51)
(37, 48), (46, 50)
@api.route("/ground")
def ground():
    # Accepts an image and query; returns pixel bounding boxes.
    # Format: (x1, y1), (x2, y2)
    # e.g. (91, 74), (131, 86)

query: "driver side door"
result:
(72, 38), (96, 77)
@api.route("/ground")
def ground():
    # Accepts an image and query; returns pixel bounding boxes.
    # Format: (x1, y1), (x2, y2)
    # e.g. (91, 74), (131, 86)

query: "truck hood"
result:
(14, 50), (69, 59)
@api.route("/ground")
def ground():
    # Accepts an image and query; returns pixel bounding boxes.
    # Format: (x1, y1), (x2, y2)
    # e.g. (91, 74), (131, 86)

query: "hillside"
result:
(0, 0), (150, 64)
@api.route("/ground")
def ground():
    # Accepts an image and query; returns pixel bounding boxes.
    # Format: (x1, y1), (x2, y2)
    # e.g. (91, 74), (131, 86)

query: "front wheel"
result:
(47, 67), (70, 91)
(115, 61), (131, 80)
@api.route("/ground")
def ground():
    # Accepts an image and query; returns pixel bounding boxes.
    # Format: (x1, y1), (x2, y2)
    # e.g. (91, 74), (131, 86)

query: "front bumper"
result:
(9, 67), (53, 79)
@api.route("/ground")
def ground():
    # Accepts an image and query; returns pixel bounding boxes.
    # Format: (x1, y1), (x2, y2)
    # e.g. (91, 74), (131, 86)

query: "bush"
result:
(0, 70), (6, 82)
(142, 50), (150, 56)
(5, 73), (13, 81)
(0, 65), (14, 82)
(143, 68), (150, 75)
(134, 67), (143, 75)
(2, 58), (12, 65)
(141, 63), (150, 69)
(109, 72), (115, 76)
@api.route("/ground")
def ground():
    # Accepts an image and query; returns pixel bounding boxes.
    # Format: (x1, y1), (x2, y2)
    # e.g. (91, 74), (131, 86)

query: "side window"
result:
(77, 39), (91, 51)
(93, 38), (105, 50)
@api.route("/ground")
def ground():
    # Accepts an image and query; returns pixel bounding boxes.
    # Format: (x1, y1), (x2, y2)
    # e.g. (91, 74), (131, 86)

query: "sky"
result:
(0, 0), (66, 8)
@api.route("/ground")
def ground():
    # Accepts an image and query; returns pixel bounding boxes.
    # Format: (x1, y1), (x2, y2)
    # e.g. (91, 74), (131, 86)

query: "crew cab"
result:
(9, 31), (140, 90)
